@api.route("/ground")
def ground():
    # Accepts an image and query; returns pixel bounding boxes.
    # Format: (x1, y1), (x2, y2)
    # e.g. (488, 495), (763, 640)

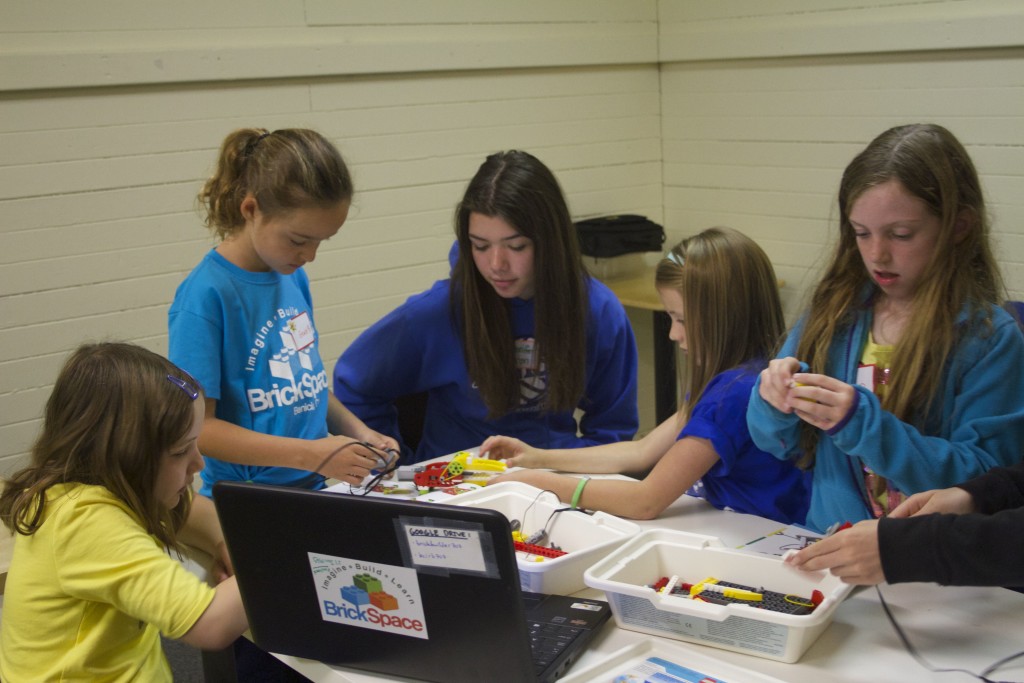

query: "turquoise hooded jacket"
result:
(747, 303), (1024, 533)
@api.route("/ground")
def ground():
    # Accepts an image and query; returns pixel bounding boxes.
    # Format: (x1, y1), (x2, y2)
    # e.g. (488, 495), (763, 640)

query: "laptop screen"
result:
(213, 481), (608, 683)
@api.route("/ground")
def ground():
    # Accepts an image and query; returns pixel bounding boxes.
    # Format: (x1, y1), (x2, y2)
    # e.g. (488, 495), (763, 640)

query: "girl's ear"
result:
(240, 194), (259, 223)
(953, 209), (973, 244)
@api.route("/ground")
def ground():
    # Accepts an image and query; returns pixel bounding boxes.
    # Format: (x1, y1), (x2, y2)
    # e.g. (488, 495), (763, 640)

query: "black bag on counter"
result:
(575, 214), (665, 258)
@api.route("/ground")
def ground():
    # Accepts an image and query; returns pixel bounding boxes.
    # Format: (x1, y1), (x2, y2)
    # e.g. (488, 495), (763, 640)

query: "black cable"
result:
(877, 585), (1024, 683)
(350, 443), (401, 496)
(316, 441), (400, 495)
(982, 651), (1024, 680)
(521, 489), (564, 546)
(313, 441), (359, 475)
(522, 489), (561, 525)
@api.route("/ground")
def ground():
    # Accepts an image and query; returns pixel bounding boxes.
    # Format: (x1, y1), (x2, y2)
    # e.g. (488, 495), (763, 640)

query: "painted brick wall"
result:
(0, 2), (662, 475)
(3, 1), (1022, 476)
(659, 0), (1024, 321)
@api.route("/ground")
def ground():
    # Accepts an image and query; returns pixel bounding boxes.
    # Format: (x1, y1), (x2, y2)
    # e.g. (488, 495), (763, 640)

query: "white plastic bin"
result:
(583, 528), (853, 663)
(449, 481), (641, 595)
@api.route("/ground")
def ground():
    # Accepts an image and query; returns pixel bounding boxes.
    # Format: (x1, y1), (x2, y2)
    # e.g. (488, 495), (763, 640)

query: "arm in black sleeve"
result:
(956, 462), (1024, 515)
(879, 502), (1024, 587)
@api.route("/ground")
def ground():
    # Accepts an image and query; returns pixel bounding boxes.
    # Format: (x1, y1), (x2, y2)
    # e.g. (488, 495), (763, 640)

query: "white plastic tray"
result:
(448, 480), (641, 595)
(561, 638), (788, 683)
(584, 528), (852, 662)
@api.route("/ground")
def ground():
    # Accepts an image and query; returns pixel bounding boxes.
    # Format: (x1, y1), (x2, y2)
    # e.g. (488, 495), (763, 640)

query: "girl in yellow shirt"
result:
(0, 342), (248, 682)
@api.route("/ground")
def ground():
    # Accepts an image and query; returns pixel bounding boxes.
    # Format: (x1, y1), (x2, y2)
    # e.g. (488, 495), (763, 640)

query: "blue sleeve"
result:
(168, 271), (227, 402)
(828, 313), (1024, 493)
(682, 371), (751, 471)
(576, 279), (639, 446)
(746, 326), (803, 461)
(333, 284), (448, 450)
(169, 309), (225, 401)
(680, 366), (812, 524)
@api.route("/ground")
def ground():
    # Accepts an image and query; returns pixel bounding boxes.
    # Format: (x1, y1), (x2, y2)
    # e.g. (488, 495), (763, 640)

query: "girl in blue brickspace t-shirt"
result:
(168, 128), (399, 495)
(485, 227), (812, 525)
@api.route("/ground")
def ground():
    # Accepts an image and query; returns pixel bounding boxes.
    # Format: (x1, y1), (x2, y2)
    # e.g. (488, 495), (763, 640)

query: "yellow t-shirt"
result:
(860, 335), (903, 516)
(860, 334), (893, 398)
(0, 484), (215, 682)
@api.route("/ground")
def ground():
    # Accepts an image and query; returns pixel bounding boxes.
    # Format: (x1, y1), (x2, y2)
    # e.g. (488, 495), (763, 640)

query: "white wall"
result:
(659, 0), (1024, 320)
(3, 0), (1023, 477)
(0, 1), (663, 476)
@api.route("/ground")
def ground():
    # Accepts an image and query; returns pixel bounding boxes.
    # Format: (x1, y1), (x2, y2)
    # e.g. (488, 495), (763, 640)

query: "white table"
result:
(270, 480), (1024, 683)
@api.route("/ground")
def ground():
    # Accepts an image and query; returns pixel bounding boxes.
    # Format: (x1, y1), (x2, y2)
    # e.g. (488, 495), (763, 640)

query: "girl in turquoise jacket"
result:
(747, 124), (1024, 533)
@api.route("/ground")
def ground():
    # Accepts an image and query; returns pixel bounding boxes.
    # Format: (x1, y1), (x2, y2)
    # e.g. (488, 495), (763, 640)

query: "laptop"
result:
(213, 481), (611, 683)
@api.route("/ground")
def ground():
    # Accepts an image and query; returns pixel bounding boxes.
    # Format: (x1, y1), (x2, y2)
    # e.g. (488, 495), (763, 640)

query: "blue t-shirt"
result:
(682, 364), (811, 525)
(168, 249), (331, 494)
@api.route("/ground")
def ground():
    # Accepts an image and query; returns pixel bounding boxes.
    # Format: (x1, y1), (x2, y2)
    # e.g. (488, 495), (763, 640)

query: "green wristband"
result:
(570, 476), (591, 509)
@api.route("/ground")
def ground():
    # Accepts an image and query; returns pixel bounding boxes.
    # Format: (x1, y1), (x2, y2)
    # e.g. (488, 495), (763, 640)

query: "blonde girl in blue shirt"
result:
(485, 227), (811, 524)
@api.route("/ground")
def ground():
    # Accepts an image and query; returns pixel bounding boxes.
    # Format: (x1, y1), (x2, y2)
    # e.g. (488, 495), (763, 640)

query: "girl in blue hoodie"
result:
(747, 124), (1024, 533)
(334, 151), (639, 463)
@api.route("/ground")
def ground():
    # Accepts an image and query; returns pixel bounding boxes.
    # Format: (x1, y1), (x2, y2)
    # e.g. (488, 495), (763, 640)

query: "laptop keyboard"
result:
(527, 620), (584, 673)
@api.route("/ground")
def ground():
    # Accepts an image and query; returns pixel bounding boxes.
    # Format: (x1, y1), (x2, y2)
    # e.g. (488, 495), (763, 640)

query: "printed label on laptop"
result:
(308, 552), (429, 640)
(403, 524), (488, 573)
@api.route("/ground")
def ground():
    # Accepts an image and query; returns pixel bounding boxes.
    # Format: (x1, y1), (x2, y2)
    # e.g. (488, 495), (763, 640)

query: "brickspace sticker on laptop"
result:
(309, 553), (429, 640)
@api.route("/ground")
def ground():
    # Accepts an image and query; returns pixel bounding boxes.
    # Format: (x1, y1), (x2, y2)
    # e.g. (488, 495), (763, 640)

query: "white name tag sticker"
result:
(515, 337), (538, 370)
(287, 311), (315, 350)
(403, 524), (487, 573)
(856, 364), (875, 392)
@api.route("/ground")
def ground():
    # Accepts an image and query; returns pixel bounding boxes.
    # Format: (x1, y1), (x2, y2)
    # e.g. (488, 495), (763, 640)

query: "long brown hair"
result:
(451, 151), (588, 417)
(796, 123), (1003, 468)
(657, 227), (784, 419)
(198, 127), (353, 238)
(0, 343), (202, 551)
